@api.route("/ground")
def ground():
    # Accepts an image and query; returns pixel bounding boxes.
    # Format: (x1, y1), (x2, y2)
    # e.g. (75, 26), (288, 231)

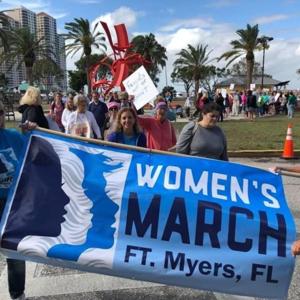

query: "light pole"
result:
(257, 36), (273, 90)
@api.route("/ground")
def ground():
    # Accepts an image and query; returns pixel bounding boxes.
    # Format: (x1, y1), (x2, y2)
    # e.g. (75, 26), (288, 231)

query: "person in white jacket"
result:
(61, 95), (76, 130)
(66, 94), (101, 139)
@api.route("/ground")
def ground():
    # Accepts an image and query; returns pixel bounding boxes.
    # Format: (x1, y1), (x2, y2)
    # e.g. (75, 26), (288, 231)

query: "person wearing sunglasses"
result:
(176, 102), (228, 161)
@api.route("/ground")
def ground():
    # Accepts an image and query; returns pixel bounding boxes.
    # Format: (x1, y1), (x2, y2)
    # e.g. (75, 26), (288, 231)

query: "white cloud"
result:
(296, 45), (300, 56)
(159, 17), (213, 32)
(2, 0), (50, 11)
(66, 6), (142, 71)
(252, 14), (289, 25)
(153, 18), (300, 90)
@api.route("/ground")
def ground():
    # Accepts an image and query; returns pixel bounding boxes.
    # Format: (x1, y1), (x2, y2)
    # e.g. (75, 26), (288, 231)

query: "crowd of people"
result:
(1, 85), (300, 299)
(186, 90), (299, 121)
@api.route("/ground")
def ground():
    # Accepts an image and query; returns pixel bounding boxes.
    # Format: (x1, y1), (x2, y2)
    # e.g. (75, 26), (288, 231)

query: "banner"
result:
(123, 66), (158, 110)
(0, 130), (295, 299)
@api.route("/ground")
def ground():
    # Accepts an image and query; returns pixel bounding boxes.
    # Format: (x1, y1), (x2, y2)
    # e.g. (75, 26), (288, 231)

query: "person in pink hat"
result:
(138, 102), (176, 151)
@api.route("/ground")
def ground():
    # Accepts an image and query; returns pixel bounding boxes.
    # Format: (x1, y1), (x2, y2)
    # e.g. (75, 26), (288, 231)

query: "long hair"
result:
(20, 86), (41, 106)
(112, 107), (142, 134)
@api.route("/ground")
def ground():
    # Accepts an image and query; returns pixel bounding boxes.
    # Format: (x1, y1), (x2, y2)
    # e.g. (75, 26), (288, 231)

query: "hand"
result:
(292, 240), (300, 256)
(19, 121), (37, 131)
(269, 166), (281, 174)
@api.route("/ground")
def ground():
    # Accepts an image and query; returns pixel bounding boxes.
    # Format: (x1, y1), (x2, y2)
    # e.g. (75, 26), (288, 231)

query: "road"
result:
(0, 157), (300, 299)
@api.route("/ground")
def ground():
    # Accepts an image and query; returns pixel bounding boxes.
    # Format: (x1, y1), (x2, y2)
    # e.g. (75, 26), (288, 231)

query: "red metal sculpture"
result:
(89, 21), (150, 94)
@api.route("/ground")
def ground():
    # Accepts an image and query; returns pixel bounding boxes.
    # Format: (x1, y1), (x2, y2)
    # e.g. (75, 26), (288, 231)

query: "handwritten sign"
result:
(123, 66), (159, 110)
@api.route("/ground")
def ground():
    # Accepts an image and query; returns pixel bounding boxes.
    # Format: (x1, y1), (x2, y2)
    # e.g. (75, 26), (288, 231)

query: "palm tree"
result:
(173, 44), (212, 99)
(0, 27), (57, 84)
(64, 18), (106, 93)
(218, 24), (261, 89)
(130, 33), (167, 84)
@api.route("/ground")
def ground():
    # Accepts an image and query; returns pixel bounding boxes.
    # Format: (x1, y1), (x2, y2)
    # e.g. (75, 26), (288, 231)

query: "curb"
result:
(228, 149), (300, 158)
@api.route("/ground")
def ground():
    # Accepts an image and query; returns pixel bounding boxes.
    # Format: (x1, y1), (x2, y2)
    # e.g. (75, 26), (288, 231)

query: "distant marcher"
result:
(138, 102), (177, 151)
(88, 91), (108, 139)
(241, 91), (247, 115)
(50, 92), (65, 131)
(18, 86), (49, 129)
(107, 107), (146, 147)
(119, 91), (132, 109)
(176, 102), (228, 161)
(287, 91), (297, 119)
(184, 95), (193, 118)
(66, 94), (101, 139)
(231, 91), (240, 116)
(246, 90), (257, 121)
(61, 95), (76, 130)
(215, 93), (225, 122)
(193, 92), (203, 118)
(105, 101), (121, 136)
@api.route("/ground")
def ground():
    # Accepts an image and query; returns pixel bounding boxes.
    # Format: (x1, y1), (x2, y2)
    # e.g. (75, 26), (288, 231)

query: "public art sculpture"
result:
(89, 22), (150, 94)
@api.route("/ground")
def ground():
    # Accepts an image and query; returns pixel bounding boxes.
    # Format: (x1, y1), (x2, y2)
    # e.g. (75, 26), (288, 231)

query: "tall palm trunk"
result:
(86, 54), (91, 94)
(194, 79), (200, 104)
(26, 66), (33, 85)
(246, 52), (254, 89)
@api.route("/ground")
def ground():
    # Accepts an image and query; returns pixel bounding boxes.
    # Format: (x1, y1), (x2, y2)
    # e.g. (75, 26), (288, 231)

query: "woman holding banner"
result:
(107, 107), (146, 147)
(272, 165), (300, 256)
(176, 102), (228, 161)
(0, 100), (37, 300)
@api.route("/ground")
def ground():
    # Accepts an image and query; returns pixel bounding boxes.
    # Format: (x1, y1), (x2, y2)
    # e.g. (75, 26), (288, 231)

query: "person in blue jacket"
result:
(107, 107), (146, 147)
(0, 100), (36, 300)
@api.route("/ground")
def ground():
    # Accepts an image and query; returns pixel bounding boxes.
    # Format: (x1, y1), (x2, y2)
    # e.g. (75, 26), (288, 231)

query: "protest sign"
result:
(275, 93), (280, 102)
(0, 130), (296, 299)
(250, 83), (256, 91)
(229, 83), (235, 90)
(123, 66), (159, 110)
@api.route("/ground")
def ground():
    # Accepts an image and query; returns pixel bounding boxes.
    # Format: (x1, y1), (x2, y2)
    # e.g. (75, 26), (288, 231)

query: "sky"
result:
(1, 0), (300, 90)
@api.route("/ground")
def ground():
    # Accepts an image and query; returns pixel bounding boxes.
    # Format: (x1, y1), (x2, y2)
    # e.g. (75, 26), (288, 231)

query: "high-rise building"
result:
(0, 14), (25, 89)
(1, 6), (67, 91)
(57, 34), (67, 91)
(36, 12), (57, 90)
(4, 6), (36, 34)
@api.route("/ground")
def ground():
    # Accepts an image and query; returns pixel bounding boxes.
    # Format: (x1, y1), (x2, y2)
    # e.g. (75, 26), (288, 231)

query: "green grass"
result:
(173, 114), (300, 151)
(6, 113), (300, 151)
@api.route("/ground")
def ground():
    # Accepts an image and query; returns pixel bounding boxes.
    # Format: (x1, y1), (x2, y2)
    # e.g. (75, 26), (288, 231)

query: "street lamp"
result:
(257, 36), (274, 90)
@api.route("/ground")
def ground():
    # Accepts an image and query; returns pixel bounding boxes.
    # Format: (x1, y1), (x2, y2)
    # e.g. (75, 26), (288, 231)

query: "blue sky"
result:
(2, 0), (300, 89)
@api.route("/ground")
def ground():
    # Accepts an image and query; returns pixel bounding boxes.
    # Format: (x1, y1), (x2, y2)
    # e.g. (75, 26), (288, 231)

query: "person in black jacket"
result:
(18, 87), (49, 129)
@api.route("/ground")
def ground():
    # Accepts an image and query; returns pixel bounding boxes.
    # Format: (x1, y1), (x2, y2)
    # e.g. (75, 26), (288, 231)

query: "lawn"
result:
(173, 113), (300, 151)
(6, 113), (300, 151)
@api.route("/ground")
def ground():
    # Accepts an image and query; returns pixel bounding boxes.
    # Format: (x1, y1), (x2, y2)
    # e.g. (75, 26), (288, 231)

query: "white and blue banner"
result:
(0, 130), (296, 299)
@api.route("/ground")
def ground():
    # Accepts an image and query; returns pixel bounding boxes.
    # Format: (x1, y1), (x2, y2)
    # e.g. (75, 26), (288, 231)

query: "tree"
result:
(228, 57), (262, 76)
(0, 11), (10, 51)
(68, 54), (112, 92)
(162, 86), (176, 99)
(32, 59), (63, 90)
(130, 33), (167, 84)
(173, 44), (212, 100)
(218, 24), (262, 89)
(0, 27), (57, 84)
(64, 18), (106, 93)
(200, 66), (227, 97)
(171, 67), (194, 96)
